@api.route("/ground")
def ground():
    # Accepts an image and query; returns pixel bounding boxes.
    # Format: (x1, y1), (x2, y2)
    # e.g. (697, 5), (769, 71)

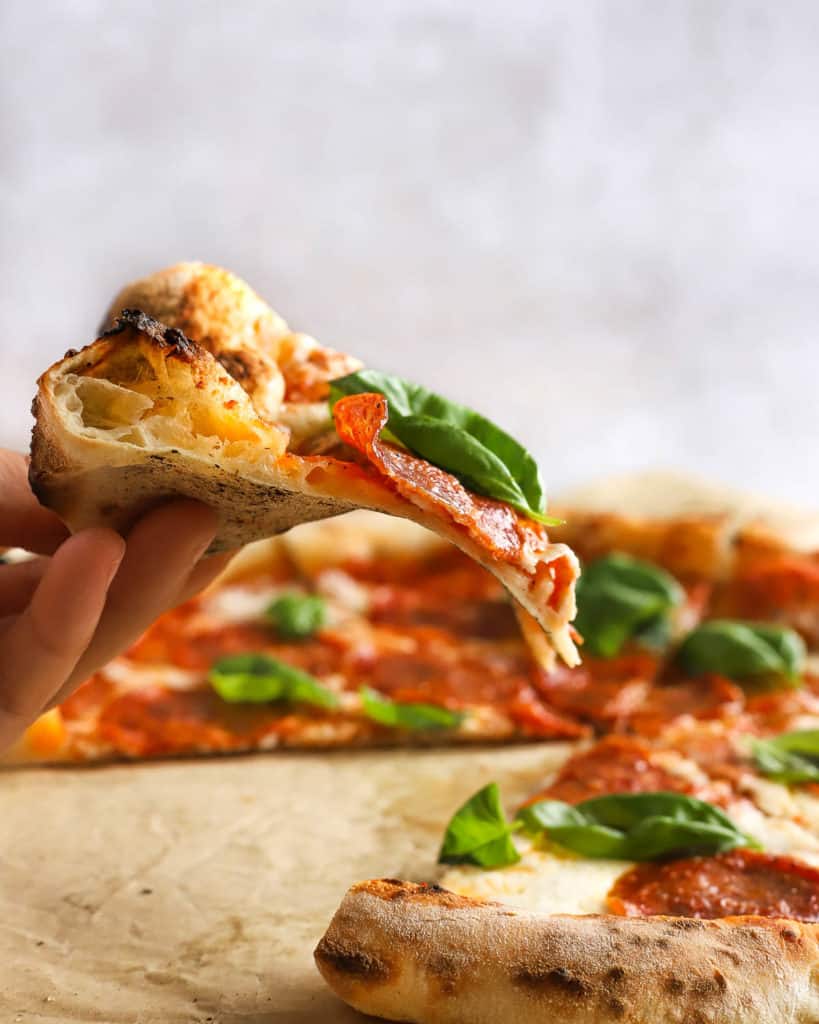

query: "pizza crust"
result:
(316, 879), (819, 1024)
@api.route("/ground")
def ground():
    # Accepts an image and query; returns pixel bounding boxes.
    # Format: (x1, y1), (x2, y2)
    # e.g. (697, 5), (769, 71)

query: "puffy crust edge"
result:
(315, 879), (819, 1024)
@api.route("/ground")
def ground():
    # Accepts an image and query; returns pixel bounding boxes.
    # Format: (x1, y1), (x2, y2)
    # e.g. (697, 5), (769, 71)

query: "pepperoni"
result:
(97, 687), (286, 757)
(607, 849), (819, 920)
(523, 735), (695, 806)
(537, 653), (659, 728)
(628, 675), (745, 738)
(332, 393), (558, 571)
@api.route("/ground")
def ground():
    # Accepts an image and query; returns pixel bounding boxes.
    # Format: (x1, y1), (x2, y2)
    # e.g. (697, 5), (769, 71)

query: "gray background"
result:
(2, 1), (818, 505)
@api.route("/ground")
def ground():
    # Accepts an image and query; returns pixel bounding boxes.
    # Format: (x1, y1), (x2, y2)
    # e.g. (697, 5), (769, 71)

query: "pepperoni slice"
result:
(98, 687), (286, 758)
(522, 735), (696, 806)
(537, 653), (659, 728)
(332, 393), (574, 595)
(628, 675), (745, 738)
(607, 849), (819, 920)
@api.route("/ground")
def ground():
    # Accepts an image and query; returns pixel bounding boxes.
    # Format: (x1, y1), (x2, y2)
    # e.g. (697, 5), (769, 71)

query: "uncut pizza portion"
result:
(316, 512), (819, 1023)
(18, 514), (586, 762)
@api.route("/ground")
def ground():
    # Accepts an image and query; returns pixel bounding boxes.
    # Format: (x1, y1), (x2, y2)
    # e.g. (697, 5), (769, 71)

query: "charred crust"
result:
(605, 966), (626, 985)
(514, 966), (590, 998)
(314, 937), (391, 982)
(664, 976), (685, 994)
(101, 308), (200, 361)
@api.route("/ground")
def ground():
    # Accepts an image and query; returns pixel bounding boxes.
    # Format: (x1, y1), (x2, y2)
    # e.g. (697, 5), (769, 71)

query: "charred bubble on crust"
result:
(314, 937), (391, 982)
(513, 965), (590, 998)
(101, 308), (200, 362)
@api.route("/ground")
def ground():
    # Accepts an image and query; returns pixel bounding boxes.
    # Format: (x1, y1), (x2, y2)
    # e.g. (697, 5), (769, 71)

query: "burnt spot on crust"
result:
(217, 350), (253, 382)
(314, 937), (391, 983)
(514, 966), (590, 998)
(664, 976), (685, 995)
(605, 966), (626, 985)
(101, 309), (200, 362)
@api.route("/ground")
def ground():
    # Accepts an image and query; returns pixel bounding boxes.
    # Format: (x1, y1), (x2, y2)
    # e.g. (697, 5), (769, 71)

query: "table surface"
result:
(0, 744), (571, 1023)
(3, 2), (819, 505)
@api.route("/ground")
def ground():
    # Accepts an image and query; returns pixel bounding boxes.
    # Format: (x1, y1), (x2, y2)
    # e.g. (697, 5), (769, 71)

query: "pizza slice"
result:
(30, 264), (578, 665)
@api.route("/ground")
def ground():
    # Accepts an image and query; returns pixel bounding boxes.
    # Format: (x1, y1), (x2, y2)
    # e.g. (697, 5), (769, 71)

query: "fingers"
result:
(0, 529), (125, 751)
(58, 500), (219, 697)
(0, 451), (69, 554)
(0, 558), (48, 616)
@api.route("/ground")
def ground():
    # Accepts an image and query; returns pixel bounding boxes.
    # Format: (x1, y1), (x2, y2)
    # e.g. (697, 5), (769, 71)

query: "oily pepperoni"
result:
(628, 675), (746, 738)
(332, 393), (555, 569)
(523, 735), (695, 806)
(97, 687), (286, 758)
(607, 849), (819, 920)
(537, 653), (659, 728)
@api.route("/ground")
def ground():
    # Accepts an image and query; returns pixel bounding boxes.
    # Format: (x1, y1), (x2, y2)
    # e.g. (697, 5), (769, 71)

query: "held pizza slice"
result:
(30, 264), (578, 666)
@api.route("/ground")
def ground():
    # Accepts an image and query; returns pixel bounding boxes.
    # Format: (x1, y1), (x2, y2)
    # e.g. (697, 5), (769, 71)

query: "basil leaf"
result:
(752, 730), (819, 784)
(574, 553), (685, 658)
(438, 782), (521, 868)
(209, 654), (339, 709)
(516, 791), (758, 861)
(266, 593), (327, 640)
(360, 687), (464, 731)
(677, 620), (805, 685)
(328, 369), (559, 524)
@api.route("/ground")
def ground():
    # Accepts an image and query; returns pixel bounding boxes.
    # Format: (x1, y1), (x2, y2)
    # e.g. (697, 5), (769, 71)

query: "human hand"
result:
(0, 450), (231, 753)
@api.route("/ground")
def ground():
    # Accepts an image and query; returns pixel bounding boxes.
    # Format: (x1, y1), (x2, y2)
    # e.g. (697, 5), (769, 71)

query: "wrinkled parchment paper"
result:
(4, 472), (817, 1022)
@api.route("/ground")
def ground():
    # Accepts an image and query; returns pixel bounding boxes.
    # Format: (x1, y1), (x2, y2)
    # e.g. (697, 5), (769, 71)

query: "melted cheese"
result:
(440, 840), (629, 915)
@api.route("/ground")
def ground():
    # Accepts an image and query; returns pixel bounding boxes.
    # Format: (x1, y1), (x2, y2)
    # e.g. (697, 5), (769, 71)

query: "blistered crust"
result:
(316, 879), (819, 1024)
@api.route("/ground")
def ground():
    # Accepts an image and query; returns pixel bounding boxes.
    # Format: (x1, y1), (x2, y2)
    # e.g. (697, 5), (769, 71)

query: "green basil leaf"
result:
(677, 620), (805, 685)
(515, 791), (759, 861)
(574, 553), (685, 658)
(359, 687), (464, 731)
(266, 593), (327, 640)
(438, 782), (521, 868)
(328, 369), (559, 524)
(209, 654), (339, 709)
(752, 729), (819, 784)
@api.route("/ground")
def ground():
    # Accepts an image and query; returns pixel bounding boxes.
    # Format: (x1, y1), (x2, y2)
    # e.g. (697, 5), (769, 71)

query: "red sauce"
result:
(522, 735), (695, 806)
(607, 849), (819, 920)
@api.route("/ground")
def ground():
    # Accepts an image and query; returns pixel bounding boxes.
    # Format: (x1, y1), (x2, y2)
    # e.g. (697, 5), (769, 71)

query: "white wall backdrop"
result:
(2, 1), (819, 504)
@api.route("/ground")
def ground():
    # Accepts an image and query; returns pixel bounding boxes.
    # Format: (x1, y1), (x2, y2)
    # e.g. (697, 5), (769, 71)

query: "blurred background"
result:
(2, 1), (818, 503)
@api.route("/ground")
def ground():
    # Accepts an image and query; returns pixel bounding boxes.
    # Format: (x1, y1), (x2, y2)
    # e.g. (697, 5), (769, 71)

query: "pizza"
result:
(29, 262), (579, 666)
(10, 512), (587, 762)
(315, 507), (819, 1023)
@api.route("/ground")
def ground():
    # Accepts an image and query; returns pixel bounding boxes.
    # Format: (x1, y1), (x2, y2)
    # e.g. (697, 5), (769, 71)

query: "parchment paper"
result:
(4, 471), (817, 1022)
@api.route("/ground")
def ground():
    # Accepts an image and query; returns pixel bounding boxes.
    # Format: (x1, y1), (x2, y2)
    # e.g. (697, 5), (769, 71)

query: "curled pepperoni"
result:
(333, 393), (550, 568)
(522, 735), (696, 806)
(607, 849), (819, 920)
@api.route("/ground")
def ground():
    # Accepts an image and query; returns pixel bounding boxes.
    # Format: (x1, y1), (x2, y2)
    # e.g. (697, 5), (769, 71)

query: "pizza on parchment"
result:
(315, 504), (819, 1023)
(29, 262), (579, 667)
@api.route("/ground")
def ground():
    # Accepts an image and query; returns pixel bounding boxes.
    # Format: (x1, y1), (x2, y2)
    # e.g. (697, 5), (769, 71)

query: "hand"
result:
(0, 450), (231, 753)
